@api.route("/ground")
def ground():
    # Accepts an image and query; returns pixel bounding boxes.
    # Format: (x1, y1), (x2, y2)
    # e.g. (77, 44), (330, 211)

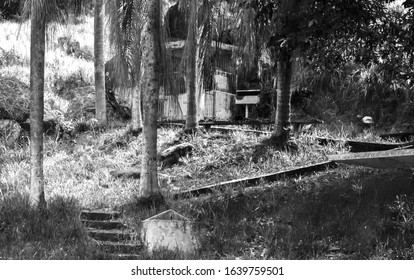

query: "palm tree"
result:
(29, 0), (47, 208)
(94, 0), (107, 126)
(183, 0), (199, 131)
(228, 0), (300, 145)
(272, 0), (305, 145)
(139, 0), (162, 197)
(179, 0), (235, 131)
(25, 0), (83, 208)
(271, 46), (293, 144)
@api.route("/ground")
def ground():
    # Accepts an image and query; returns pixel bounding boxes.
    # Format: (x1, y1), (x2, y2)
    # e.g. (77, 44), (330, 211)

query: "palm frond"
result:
(107, 0), (143, 88)
(22, 0), (84, 23)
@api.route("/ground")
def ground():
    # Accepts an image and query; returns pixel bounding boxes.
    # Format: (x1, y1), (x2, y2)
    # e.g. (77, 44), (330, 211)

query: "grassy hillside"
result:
(1, 124), (414, 260)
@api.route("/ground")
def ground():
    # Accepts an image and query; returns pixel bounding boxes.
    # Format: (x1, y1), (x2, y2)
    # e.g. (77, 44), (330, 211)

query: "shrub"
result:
(0, 76), (30, 122)
(0, 47), (23, 67)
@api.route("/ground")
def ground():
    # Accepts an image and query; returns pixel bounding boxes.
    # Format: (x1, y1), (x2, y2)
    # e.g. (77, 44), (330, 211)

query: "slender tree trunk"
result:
(131, 27), (143, 134)
(139, 0), (162, 197)
(29, 2), (46, 209)
(94, 0), (107, 126)
(131, 84), (143, 133)
(196, 48), (205, 120)
(185, 0), (198, 131)
(271, 48), (292, 143)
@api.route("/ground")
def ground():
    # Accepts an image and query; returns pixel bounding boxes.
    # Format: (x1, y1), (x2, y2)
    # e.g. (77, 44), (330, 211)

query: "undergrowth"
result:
(0, 194), (104, 259)
(2, 123), (414, 259)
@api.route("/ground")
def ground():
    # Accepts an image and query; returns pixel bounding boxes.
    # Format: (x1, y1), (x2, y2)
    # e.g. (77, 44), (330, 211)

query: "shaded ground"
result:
(169, 166), (414, 259)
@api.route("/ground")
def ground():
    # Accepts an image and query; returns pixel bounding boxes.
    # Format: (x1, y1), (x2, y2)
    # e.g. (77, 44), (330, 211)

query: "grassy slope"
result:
(2, 124), (414, 259)
(1, 17), (414, 260)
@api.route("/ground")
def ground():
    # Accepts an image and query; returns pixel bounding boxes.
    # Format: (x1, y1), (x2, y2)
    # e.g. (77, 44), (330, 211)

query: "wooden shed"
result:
(159, 40), (237, 121)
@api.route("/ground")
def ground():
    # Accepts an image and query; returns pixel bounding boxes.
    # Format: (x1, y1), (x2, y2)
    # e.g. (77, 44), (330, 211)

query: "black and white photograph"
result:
(0, 0), (413, 277)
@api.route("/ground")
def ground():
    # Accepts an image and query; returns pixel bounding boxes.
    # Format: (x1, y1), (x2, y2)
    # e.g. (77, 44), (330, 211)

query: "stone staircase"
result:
(81, 210), (142, 260)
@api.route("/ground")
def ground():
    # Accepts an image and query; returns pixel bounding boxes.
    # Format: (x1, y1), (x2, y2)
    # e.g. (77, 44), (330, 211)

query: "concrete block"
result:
(140, 209), (199, 256)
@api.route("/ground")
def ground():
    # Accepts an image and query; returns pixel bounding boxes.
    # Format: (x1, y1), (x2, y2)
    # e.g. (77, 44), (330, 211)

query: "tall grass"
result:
(0, 194), (103, 259)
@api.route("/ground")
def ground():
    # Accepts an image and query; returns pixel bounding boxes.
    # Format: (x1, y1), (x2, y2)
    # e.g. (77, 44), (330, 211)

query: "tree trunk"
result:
(131, 84), (143, 133)
(271, 48), (292, 143)
(94, 0), (107, 126)
(196, 31), (205, 122)
(131, 21), (143, 134)
(139, 0), (162, 197)
(185, 0), (198, 131)
(29, 2), (46, 209)
(270, 0), (300, 145)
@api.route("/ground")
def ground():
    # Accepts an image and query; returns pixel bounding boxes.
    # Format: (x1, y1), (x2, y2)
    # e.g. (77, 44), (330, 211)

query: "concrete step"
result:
(81, 210), (120, 221)
(87, 228), (136, 242)
(99, 240), (142, 255)
(82, 220), (127, 230)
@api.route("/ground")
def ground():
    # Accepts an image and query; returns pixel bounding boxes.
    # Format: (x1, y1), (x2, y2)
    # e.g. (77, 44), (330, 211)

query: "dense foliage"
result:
(235, 0), (414, 128)
(0, 0), (94, 20)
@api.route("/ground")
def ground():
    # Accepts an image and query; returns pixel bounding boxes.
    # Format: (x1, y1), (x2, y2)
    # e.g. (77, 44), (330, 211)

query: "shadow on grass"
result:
(0, 194), (104, 259)
(173, 167), (414, 259)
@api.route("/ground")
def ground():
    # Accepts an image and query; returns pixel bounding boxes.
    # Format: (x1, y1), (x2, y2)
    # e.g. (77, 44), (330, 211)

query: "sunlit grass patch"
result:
(41, 129), (143, 208)
(0, 18), (95, 99)
(0, 152), (30, 198)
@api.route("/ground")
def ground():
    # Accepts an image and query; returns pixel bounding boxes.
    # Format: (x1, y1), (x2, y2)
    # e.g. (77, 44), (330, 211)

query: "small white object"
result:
(362, 116), (374, 124)
(357, 115), (374, 124)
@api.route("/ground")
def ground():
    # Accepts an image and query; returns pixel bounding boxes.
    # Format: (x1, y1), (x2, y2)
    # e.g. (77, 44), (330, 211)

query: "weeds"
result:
(0, 194), (103, 259)
(2, 122), (413, 260)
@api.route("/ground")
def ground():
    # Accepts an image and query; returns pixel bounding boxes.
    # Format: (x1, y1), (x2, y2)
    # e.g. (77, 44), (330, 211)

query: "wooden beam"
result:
(158, 119), (321, 127)
(346, 140), (413, 152)
(173, 161), (337, 198)
(210, 126), (271, 135)
(315, 137), (414, 153)
(328, 149), (414, 169)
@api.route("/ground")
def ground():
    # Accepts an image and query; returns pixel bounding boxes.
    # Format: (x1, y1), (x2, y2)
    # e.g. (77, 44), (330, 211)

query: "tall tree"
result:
(25, 0), (83, 208)
(29, 0), (46, 208)
(180, 0), (199, 131)
(94, 0), (107, 126)
(270, 0), (301, 145)
(179, 0), (233, 131)
(139, 0), (162, 197)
